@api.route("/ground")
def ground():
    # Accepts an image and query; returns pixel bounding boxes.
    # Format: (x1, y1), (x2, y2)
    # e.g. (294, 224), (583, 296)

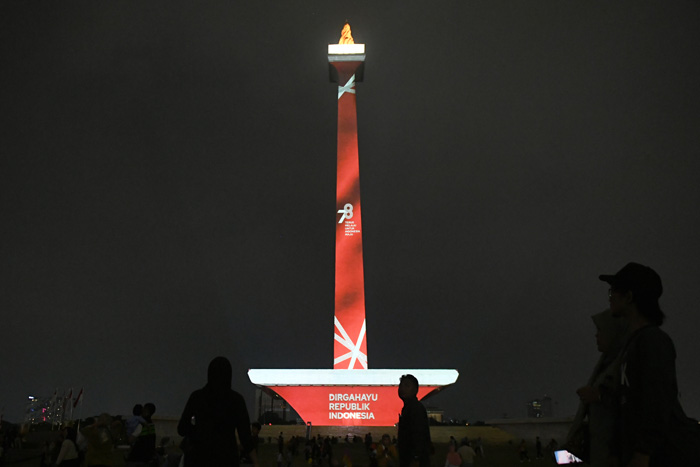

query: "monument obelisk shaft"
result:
(329, 26), (368, 370)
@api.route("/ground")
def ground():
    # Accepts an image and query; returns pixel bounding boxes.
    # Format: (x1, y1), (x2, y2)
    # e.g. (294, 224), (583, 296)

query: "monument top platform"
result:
(249, 369), (458, 386)
(328, 43), (365, 55)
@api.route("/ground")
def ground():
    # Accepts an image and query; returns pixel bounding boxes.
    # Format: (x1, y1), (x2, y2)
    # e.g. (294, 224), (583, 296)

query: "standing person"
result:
(55, 426), (81, 467)
(240, 423), (261, 465)
(448, 437), (457, 449)
(565, 308), (627, 465)
(81, 413), (117, 467)
(474, 438), (484, 458)
(128, 402), (156, 466)
(365, 432), (373, 453)
(545, 438), (558, 460)
(456, 439), (475, 467)
(601, 262), (700, 466)
(376, 434), (398, 467)
(322, 436), (333, 465)
(125, 405), (146, 443)
(443, 444), (461, 467)
(397, 374), (431, 467)
(178, 356), (258, 467)
(518, 439), (530, 463)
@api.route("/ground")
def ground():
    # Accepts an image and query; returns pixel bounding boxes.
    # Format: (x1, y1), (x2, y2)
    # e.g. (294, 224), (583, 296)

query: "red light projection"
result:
(332, 54), (367, 370)
(269, 386), (439, 426)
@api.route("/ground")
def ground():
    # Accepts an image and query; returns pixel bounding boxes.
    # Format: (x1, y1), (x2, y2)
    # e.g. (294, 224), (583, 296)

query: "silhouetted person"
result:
(240, 422), (261, 465)
(566, 308), (627, 465)
(444, 443), (461, 467)
(178, 356), (258, 467)
(81, 413), (119, 467)
(457, 438), (476, 467)
(128, 402), (156, 465)
(474, 437), (484, 458)
(397, 374), (431, 467)
(601, 262), (700, 466)
(126, 404), (146, 442)
(518, 439), (529, 462)
(55, 426), (80, 466)
(448, 436), (457, 449)
(322, 436), (333, 465)
(376, 433), (398, 467)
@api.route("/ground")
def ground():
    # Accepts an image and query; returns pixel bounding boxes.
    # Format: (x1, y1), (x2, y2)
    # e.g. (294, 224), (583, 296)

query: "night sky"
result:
(2, 1), (699, 424)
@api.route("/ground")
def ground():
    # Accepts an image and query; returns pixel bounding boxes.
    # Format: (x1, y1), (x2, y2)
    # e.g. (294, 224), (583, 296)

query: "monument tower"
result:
(329, 23), (368, 370)
(248, 24), (458, 426)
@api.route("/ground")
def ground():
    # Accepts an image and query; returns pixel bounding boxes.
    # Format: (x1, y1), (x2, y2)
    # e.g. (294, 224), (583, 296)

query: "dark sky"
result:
(2, 1), (699, 424)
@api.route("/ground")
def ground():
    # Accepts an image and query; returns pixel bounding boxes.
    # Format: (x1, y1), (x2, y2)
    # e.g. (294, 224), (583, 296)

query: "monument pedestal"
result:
(249, 369), (458, 426)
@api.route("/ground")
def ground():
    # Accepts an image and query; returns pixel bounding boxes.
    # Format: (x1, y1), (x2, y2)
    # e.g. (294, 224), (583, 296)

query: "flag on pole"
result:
(73, 388), (83, 408)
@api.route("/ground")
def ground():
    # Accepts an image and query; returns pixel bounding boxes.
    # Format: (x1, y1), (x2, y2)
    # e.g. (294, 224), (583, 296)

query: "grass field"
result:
(251, 424), (561, 466)
(4, 425), (564, 466)
(254, 440), (559, 467)
(3, 442), (560, 467)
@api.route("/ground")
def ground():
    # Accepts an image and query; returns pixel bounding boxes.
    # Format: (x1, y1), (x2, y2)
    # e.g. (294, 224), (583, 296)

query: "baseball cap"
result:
(599, 262), (663, 300)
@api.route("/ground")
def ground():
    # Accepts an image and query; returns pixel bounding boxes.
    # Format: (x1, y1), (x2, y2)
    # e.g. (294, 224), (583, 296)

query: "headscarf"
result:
(206, 356), (232, 395)
(566, 309), (629, 450)
(591, 309), (628, 375)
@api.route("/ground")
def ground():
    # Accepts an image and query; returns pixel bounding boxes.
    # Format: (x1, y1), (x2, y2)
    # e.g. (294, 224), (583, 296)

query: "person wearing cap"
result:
(600, 262), (700, 466)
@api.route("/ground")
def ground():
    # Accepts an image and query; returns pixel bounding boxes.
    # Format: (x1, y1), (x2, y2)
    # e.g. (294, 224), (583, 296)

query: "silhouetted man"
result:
(397, 374), (431, 467)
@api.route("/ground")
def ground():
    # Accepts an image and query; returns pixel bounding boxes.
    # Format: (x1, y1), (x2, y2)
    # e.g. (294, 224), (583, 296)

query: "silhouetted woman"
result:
(178, 356), (258, 467)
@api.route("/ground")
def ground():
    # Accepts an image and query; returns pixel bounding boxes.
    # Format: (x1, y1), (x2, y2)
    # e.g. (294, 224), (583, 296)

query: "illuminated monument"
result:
(248, 24), (458, 426)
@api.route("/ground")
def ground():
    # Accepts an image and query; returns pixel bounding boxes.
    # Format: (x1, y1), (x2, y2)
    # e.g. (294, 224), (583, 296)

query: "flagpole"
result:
(78, 391), (84, 424)
(73, 388), (84, 427)
(68, 388), (73, 422)
(52, 388), (58, 431)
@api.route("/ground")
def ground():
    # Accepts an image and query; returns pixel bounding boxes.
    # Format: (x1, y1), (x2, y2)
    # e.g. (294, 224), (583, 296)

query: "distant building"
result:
(25, 394), (68, 425)
(425, 407), (444, 423)
(526, 395), (554, 418)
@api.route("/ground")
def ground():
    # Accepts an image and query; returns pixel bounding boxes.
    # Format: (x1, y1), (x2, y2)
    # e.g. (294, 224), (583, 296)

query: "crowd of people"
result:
(0, 400), (162, 467)
(31, 401), (162, 467)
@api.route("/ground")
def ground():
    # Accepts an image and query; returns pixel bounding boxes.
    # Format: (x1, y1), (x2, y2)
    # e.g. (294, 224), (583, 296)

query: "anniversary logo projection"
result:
(248, 24), (458, 426)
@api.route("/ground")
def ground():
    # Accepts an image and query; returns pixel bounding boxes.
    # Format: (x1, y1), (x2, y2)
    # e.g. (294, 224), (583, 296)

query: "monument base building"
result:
(249, 369), (458, 426)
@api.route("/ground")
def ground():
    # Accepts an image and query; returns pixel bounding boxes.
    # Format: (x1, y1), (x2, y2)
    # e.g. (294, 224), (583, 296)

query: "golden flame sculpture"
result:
(339, 23), (354, 44)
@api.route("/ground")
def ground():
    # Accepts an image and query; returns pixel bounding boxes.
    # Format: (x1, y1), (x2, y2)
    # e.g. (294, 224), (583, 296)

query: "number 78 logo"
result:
(338, 203), (354, 223)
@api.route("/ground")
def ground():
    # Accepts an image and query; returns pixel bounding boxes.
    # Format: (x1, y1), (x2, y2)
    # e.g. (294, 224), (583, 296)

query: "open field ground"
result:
(252, 440), (560, 467)
(1, 442), (562, 467)
(1, 428), (564, 466)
